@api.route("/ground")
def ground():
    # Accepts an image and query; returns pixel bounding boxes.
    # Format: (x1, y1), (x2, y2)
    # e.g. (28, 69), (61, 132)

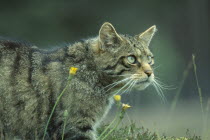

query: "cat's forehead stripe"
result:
(124, 36), (147, 56)
(135, 48), (141, 56)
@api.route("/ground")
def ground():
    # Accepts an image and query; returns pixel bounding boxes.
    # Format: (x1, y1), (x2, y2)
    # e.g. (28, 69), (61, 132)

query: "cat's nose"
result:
(144, 70), (152, 77)
(141, 63), (153, 77)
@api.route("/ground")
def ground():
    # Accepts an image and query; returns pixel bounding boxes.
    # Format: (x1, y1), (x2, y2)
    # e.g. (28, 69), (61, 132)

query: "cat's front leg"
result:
(65, 130), (96, 140)
(61, 119), (97, 140)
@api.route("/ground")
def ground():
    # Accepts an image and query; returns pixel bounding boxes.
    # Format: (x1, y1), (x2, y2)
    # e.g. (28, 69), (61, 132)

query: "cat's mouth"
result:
(134, 77), (154, 90)
(134, 81), (151, 90)
(136, 80), (149, 84)
(135, 74), (154, 85)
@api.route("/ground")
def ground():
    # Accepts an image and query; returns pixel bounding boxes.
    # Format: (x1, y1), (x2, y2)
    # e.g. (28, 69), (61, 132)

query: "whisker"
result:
(155, 79), (175, 90)
(152, 81), (167, 103)
(110, 74), (134, 77)
(152, 83), (160, 97)
(113, 79), (133, 95)
(153, 80), (168, 90)
(103, 77), (130, 90)
(152, 83), (164, 103)
(128, 80), (138, 95)
(154, 77), (176, 89)
(153, 64), (162, 70)
(120, 80), (136, 95)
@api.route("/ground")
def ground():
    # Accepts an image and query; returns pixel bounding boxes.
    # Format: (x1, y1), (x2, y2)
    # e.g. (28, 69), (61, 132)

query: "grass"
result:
(192, 54), (209, 139)
(97, 123), (201, 140)
(192, 54), (204, 118)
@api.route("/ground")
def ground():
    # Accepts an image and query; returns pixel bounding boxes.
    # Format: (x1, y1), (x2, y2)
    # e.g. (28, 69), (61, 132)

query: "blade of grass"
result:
(170, 60), (192, 114)
(192, 54), (207, 140)
(192, 54), (204, 117)
(166, 60), (192, 132)
(203, 98), (210, 140)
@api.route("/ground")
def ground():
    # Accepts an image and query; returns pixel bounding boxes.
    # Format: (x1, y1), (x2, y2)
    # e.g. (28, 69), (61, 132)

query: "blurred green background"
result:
(0, 0), (209, 138)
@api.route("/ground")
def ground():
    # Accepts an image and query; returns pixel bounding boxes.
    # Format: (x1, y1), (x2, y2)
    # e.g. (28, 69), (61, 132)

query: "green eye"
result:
(148, 56), (153, 64)
(127, 56), (136, 64)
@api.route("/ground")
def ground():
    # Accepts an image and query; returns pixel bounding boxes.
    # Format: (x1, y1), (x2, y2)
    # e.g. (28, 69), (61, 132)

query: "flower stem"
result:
(98, 111), (120, 139)
(42, 75), (72, 140)
(62, 113), (68, 140)
(101, 110), (125, 140)
(98, 101), (122, 139)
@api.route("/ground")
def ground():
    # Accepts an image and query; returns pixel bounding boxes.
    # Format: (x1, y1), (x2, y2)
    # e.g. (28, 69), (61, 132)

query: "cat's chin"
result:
(135, 81), (151, 90)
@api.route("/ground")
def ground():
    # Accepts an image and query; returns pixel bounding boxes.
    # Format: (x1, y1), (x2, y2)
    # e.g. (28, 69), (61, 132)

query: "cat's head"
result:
(92, 22), (157, 91)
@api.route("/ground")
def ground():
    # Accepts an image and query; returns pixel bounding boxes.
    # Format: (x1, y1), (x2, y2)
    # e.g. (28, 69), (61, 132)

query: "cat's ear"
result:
(99, 22), (123, 48)
(137, 25), (157, 47)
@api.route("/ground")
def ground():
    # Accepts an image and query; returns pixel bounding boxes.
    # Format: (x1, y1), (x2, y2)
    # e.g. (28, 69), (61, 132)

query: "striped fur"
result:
(0, 22), (157, 140)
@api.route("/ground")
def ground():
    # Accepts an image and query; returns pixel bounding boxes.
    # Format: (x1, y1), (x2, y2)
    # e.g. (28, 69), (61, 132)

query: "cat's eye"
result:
(148, 56), (153, 64)
(127, 56), (136, 64)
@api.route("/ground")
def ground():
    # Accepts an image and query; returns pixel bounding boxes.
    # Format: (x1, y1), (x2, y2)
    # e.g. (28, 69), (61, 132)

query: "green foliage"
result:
(97, 123), (201, 140)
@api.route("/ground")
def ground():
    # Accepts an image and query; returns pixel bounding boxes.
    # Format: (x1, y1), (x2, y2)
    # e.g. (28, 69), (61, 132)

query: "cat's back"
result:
(0, 39), (32, 66)
(0, 39), (33, 87)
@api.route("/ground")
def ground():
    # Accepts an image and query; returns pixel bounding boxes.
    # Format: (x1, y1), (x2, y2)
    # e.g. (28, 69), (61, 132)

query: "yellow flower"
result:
(69, 67), (78, 75)
(122, 104), (131, 110)
(114, 95), (121, 102)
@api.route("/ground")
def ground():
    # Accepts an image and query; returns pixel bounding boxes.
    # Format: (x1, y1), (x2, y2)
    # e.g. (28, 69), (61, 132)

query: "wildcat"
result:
(0, 22), (157, 140)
